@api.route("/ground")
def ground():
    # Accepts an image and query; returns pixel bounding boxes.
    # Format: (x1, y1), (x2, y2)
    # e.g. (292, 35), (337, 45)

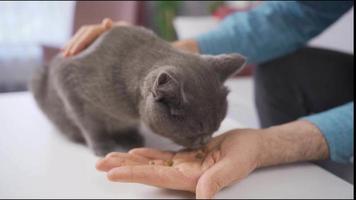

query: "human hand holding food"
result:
(96, 120), (329, 199)
(96, 129), (262, 199)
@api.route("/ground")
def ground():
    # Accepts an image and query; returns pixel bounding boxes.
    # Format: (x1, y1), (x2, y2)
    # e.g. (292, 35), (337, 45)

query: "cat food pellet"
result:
(164, 160), (174, 166)
(149, 160), (155, 165)
(195, 151), (205, 160)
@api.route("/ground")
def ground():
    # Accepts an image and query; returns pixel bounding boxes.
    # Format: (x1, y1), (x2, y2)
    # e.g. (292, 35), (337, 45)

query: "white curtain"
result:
(0, 1), (75, 60)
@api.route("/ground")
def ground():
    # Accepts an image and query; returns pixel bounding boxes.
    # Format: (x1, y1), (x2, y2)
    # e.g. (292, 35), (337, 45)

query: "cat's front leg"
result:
(86, 135), (120, 156)
(110, 127), (144, 151)
(79, 116), (144, 156)
(85, 127), (144, 156)
(77, 117), (122, 156)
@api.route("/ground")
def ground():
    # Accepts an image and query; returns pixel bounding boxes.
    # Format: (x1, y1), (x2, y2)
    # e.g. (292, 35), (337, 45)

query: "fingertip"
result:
(196, 170), (219, 199)
(196, 187), (215, 199)
(102, 18), (113, 29)
(105, 152), (119, 158)
(196, 193), (213, 199)
(128, 148), (146, 154)
(69, 50), (76, 57)
(95, 159), (105, 171)
(64, 49), (71, 56)
(107, 170), (116, 181)
(107, 168), (121, 181)
(127, 148), (153, 156)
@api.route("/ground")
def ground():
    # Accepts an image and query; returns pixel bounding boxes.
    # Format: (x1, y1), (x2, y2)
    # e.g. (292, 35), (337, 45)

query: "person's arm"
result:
(303, 102), (354, 163)
(196, 1), (353, 63)
(96, 119), (331, 198)
(258, 102), (354, 166)
(257, 120), (329, 168)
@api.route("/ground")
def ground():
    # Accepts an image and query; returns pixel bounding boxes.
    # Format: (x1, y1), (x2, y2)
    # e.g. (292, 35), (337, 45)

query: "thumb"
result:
(101, 18), (113, 29)
(195, 159), (234, 199)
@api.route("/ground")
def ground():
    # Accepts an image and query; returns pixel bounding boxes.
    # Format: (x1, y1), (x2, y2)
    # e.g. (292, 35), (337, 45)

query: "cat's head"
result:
(140, 53), (246, 148)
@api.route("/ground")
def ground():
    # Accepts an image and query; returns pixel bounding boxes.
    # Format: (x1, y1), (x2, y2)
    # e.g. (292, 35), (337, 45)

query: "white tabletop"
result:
(0, 92), (353, 198)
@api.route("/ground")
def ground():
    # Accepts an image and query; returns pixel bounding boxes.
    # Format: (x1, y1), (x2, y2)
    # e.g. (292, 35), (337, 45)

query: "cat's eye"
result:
(157, 72), (170, 85)
(170, 107), (184, 115)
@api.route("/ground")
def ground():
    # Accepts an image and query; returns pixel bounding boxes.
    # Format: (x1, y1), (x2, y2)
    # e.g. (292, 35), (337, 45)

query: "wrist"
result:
(256, 120), (329, 169)
(228, 129), (265, 171)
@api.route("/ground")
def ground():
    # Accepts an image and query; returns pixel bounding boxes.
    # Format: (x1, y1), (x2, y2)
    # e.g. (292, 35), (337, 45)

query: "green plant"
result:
(155, 1), (180, 41)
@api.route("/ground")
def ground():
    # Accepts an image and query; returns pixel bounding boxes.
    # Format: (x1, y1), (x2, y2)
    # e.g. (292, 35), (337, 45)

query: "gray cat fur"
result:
(30, 26), (246, 156)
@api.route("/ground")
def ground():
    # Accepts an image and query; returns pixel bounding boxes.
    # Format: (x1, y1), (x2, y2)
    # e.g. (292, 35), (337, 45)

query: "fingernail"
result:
(107, 170), (117, 181)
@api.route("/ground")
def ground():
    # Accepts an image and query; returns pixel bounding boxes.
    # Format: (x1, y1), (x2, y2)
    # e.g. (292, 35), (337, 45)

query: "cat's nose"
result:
(191, 135), (211, 148)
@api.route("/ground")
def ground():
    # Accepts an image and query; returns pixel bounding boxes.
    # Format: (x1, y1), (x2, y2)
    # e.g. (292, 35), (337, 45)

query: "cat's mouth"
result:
(190, 135), (211, 148)
(172, 134), (212, 149)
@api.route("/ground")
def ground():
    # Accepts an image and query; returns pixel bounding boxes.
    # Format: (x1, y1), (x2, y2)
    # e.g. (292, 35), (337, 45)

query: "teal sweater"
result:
(196, 1), (353, 163)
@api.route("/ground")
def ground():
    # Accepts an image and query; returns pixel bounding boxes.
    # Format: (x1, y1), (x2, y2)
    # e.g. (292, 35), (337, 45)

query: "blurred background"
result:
(0, 1), (354, 185)
(0, 1), (353, 128)
(0, 1), (261, 93)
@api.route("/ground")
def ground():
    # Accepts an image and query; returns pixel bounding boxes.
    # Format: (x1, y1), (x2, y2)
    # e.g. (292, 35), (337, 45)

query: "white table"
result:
(0, 92), (353, 198)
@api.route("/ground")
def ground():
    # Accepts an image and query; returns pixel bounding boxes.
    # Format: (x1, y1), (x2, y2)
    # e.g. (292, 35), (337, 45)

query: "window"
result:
(0, 1), (75, 60)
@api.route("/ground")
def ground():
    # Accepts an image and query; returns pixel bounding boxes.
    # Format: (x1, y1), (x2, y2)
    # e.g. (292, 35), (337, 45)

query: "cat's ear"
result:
(152, 71), (186, 111)
(203, 53), (246, 82)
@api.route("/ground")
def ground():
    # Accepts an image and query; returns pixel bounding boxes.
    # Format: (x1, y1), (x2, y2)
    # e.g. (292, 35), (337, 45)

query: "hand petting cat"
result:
(62, 18), (199, 56)
(62, 18), (130, 57)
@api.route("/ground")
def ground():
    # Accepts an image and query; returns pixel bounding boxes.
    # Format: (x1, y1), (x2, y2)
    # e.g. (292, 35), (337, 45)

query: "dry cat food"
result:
(164, 160), (174, 167)
(195, 150), (205, 160)
(148, 160), (174, 166)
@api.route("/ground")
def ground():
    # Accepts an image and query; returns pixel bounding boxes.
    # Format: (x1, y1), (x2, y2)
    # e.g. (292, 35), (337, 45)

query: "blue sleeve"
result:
(304, 102), (354, 164)
(196, 1), (353, 64)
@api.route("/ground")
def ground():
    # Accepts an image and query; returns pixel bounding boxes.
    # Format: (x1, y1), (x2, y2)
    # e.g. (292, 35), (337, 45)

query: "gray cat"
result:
(30, 26), (246, 156)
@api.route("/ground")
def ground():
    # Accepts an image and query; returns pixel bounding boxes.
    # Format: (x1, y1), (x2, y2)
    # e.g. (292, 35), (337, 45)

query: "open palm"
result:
(96, 130), (261, 198)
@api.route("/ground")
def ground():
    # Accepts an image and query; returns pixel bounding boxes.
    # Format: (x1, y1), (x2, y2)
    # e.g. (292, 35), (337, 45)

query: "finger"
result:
(114, 20), (131, 27)
(62, 27), (87, 55)
(96, 157), (142, 172)
(68, 26), (103, 56)
(101, 18), (113, 29)
(175, 148), (203, 160)
(105, 152), (150, 163)
(128, 148), (174, 160)
(107, 165), (194, 191)
(204, 134), (227, 152)
(96, 152), (149, 171)
(196, 159), (234, 199)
